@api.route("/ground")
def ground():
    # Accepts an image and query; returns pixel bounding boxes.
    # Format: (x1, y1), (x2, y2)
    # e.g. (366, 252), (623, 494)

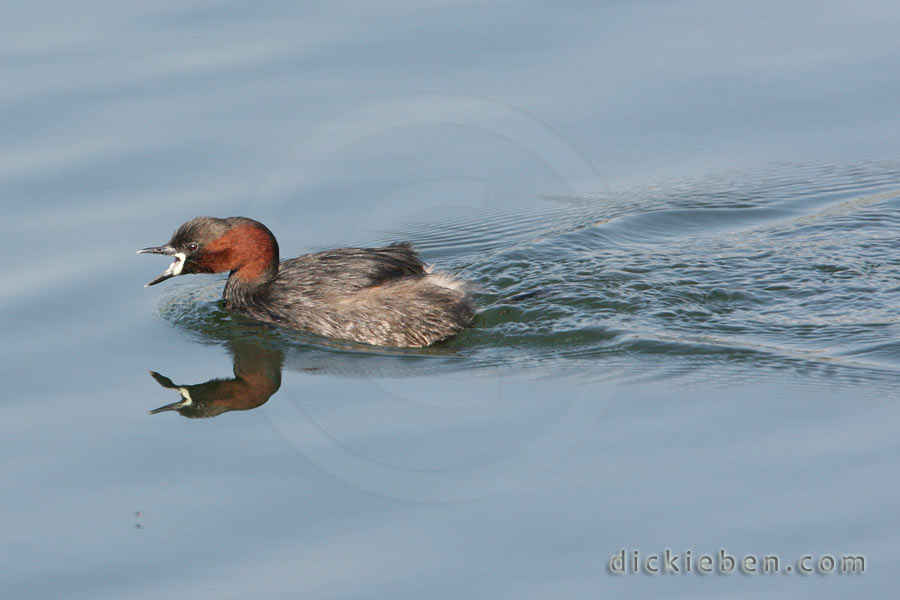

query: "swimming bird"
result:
(138, 217), (474, 347)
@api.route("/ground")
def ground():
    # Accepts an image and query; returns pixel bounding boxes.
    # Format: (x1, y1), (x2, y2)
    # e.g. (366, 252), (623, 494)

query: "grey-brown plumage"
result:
(139, 217), (475, 347)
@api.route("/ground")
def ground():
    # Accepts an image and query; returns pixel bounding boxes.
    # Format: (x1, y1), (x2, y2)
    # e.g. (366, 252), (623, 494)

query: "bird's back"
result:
(227, 243), (474, 347)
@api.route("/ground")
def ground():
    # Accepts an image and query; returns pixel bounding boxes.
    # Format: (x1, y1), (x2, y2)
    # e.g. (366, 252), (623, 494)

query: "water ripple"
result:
(162, 157), (900, 390)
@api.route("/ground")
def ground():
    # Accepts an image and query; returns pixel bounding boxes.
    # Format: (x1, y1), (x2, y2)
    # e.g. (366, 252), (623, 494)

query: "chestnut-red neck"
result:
(199, 222), (279, 286)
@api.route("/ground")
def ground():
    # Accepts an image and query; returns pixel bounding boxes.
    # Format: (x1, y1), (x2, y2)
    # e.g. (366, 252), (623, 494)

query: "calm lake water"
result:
(3, 1), (900, 598)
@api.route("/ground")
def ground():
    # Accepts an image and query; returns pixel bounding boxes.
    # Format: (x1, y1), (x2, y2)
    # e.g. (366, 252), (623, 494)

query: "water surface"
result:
(3, 1), (900, 598)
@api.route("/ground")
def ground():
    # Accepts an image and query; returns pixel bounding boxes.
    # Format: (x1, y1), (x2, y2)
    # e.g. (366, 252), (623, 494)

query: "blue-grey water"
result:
(3, 1), (900, 598)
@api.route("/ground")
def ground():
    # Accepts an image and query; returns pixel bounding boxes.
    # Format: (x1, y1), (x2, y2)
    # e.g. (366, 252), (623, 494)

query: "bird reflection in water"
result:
(148, 339), (283, 418)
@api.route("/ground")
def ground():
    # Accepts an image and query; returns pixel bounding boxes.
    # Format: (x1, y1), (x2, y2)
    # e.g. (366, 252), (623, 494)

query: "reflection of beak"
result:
(137, 245), (185, 286)
(148, 400), (187, 414)
(148, 382), (194, 415)
(149, 370), (178, 389)
(148, 371), (190, 414)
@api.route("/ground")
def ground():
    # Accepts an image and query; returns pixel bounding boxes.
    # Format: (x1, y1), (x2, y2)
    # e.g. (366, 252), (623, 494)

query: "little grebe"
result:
(139, 217), (474, 347)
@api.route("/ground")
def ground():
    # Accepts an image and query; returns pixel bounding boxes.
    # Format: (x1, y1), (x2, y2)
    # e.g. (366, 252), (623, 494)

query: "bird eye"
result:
(187, 242), (199, 253)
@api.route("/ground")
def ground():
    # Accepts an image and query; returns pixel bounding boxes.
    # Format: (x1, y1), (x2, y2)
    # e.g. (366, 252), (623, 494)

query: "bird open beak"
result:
(137, 244), (185, 286)
(147, 371), (194, 414)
